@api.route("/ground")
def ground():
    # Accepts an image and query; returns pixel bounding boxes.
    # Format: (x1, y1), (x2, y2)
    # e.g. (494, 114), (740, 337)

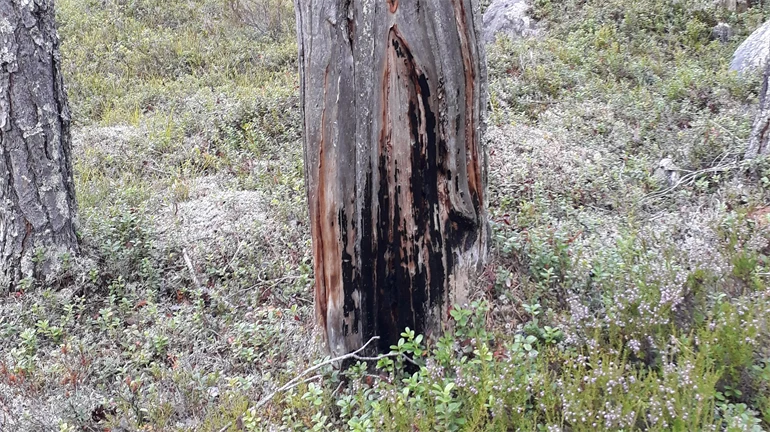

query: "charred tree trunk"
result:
(746, 59), (770, 159)
(295, 0), (488, 356)
(0, 0), (78, 291)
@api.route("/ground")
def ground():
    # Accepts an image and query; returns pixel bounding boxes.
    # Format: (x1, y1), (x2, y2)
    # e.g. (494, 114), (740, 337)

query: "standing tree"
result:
(746, 59), (770, 159)
(294, 0), (488, 356)
(1, 0), (78, 291)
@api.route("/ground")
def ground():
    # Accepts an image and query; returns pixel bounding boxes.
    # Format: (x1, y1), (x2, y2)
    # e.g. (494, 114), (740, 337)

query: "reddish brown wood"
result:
(294, 0), (488, 356)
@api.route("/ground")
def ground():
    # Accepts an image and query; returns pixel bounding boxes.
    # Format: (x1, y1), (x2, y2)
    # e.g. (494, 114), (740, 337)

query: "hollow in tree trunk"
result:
(294, 0), (488, 356)
(1, 0), (78, 291)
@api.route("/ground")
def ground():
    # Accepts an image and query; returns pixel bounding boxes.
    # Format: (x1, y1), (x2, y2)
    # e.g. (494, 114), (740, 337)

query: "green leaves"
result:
(512, 334), (538, 355)
(432, 382), (465, 431)
(390, 328), (425, 359)
(301, 383), (324, 407)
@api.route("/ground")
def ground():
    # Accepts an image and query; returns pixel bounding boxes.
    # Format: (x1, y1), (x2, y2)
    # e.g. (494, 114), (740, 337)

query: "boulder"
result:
(730, 20), (770, 74)
(482, 0), (538, 45)
(711, 22), (734, 43)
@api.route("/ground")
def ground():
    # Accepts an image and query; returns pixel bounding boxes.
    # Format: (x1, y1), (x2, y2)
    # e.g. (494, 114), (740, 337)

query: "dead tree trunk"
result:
(0, 0), (79, 291)
(746, 59), (770, 159)
(294, 0), (488, 356)
(714, 0), (751, 12)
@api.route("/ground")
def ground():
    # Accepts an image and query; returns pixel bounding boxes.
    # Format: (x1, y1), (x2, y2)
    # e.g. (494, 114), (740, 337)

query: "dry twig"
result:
(216, 336), (401, 432)
(640, 161), (742, 204)
(182, 248), (204, 291)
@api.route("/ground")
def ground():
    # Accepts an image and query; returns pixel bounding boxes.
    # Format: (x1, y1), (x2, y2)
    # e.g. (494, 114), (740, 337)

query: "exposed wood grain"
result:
(294, 0), (488, 356)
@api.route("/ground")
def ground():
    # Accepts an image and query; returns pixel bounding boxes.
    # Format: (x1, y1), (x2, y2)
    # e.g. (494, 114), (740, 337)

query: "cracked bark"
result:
(0, 0), (78, 291)
(746, 59), (770, 159)
(294, 0), (488, 356)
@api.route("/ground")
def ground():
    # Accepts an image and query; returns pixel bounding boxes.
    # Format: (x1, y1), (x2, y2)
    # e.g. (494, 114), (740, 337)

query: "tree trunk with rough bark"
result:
(0, 0), (78, 291)
(746, 59), (770, 159)
(294, 0), (488, 357)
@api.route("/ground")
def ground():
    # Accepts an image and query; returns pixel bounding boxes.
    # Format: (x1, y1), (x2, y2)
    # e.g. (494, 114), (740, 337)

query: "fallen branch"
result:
(182, 248), (203, 291)
(224, 240), (245, 272)
(182, 248), (239, 312)
(217, 336), (400, 432)
(640, 161), (741, 204)
(253, 336), (391, 410)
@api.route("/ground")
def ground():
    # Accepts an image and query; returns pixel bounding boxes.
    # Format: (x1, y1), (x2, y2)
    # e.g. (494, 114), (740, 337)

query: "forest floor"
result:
(2, 0), (770, 431)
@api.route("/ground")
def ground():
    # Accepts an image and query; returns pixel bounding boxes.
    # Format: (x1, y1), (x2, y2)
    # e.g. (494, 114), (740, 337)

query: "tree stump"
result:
(294, 0), (488, 356)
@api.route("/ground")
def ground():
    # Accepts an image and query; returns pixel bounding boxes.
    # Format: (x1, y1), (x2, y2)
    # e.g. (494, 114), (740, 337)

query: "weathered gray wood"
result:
(715, 0), (751, 13)
(0, 0), (78, 290)
(294, 0), (488, 356)
(746, 59), (770, 159)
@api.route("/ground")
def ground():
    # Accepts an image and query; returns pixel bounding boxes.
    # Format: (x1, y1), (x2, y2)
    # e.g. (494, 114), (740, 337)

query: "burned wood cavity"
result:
(294, 0), (488, 357)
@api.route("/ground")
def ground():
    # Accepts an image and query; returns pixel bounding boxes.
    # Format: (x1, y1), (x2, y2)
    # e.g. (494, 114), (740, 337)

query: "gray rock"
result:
(482, 0), (538, 45)
(654, 157), (681, 188)
(730, 20), (770, 74)
(712, 22), (734, 43)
